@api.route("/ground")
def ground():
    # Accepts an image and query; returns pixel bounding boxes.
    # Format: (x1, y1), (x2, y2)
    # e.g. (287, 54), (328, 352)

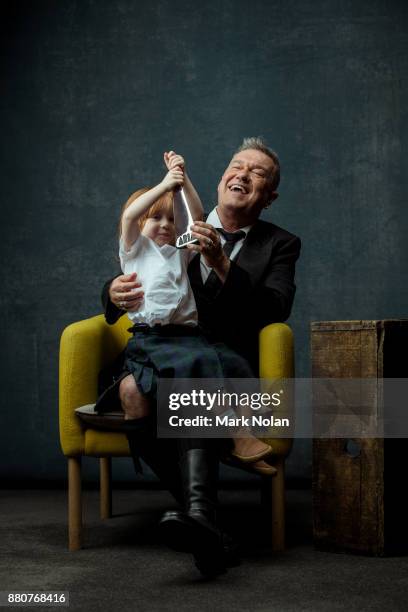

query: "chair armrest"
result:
(59, 314), (128, 456)
(259, 322), (294, 379)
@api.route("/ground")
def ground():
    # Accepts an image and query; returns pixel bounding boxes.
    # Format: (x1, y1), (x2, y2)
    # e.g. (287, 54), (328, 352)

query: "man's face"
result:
(217, 149), (277, 219)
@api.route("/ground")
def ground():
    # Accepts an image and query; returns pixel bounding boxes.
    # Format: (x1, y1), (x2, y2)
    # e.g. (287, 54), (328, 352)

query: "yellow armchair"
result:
(59, 314), (294, 551)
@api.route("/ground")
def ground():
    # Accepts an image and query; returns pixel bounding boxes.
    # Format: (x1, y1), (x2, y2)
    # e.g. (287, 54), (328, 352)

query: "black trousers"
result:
(126, 415), (230, 477)
(177, 437), (230, 457)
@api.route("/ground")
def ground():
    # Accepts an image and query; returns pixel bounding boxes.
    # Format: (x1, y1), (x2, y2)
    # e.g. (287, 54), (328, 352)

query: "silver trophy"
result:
(174, 187), (199, 249)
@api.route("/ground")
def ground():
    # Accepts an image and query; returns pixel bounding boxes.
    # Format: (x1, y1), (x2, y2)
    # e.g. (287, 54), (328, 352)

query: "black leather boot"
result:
(126, 418), (183, 505)
(159, 448), (228, 576)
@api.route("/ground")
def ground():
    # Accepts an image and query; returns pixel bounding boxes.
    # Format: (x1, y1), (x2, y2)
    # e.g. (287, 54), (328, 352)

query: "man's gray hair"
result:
(234, 136), (280, 190)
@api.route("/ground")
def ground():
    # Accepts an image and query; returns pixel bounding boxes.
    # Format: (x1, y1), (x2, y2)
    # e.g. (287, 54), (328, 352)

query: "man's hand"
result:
(188, 221), (231, 283)
(109, 272), (144, 312)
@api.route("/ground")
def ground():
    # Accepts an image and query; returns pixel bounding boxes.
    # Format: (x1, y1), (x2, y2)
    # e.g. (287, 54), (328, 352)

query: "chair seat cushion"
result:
(84, 428), (130, 457)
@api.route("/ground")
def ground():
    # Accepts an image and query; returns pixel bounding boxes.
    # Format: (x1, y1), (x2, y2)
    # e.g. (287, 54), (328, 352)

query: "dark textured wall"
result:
(1, 0), (407, 482)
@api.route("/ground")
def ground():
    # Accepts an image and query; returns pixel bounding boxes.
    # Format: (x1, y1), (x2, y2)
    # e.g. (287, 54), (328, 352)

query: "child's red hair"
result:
(118, 188), (174, 236)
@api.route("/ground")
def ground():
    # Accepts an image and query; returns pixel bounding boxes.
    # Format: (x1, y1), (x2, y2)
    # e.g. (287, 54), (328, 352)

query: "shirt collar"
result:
(206, 207), (253, 236)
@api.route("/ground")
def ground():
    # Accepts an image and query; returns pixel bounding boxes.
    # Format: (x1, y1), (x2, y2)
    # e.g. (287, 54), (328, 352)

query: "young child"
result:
(117, 151), (273, 468)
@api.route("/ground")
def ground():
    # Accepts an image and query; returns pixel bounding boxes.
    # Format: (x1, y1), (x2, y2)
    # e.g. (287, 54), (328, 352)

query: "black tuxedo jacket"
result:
(102, 219), (301, 372)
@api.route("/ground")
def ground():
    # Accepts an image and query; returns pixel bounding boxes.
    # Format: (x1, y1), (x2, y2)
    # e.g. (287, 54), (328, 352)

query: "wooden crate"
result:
(311, 320), (408, 555)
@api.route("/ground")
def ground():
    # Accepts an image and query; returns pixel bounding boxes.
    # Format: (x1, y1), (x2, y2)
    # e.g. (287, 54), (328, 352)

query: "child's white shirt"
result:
(119, 234), (198, 326)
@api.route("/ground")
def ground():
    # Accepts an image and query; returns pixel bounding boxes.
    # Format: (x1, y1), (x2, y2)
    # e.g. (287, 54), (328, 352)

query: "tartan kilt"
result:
(95, 324), (253, 414)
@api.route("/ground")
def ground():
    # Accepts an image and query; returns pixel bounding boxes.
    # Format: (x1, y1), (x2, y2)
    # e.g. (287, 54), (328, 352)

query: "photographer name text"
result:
(167, 414), (290, 427)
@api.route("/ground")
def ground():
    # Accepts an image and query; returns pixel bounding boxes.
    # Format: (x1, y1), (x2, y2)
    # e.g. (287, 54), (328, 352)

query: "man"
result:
(101, 137), (301, 576)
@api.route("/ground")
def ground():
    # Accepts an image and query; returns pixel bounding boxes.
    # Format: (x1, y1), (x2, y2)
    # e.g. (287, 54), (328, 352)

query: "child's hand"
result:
(161, 168), (184, 191)
(164, 151), (185, 171)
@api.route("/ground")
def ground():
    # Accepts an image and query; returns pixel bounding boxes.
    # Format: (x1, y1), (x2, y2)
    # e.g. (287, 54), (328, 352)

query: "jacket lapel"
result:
(235, 220), (275, 285)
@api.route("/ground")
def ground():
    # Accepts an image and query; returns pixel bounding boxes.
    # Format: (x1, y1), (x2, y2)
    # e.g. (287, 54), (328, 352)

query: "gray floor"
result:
(1, 487), (407, 612)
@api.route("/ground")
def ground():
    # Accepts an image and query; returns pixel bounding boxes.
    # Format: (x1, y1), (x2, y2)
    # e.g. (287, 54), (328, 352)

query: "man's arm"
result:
(102, 277), (122, 324)
(101, 272), (144, 324)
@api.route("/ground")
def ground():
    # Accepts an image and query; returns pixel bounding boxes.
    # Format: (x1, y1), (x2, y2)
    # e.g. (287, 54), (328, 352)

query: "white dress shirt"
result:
(119, 235), (197, 326)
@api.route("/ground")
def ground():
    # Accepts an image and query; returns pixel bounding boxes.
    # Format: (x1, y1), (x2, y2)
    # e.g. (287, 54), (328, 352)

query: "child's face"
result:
(142, 210), (176, 246)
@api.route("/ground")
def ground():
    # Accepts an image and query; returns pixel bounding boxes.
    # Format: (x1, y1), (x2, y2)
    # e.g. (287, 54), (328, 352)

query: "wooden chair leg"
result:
(271, 458), (285, 552)
(68, 456), (82, 551)
(100, 457), (112, 519)
(261, 458), (285, 552)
